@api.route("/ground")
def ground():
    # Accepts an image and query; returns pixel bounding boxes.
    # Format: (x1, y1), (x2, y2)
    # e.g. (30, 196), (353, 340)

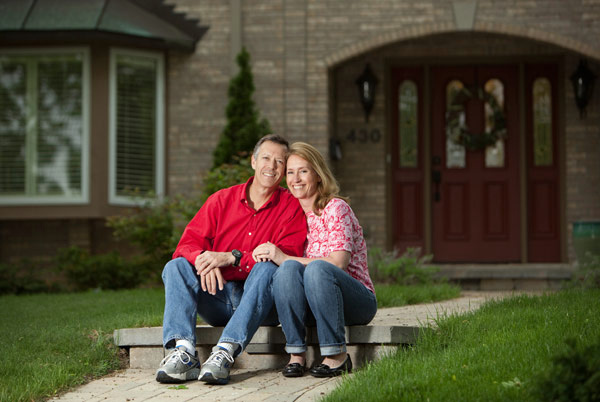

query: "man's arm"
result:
(271, 199), (308, 258)
(172, 194), (219, 264)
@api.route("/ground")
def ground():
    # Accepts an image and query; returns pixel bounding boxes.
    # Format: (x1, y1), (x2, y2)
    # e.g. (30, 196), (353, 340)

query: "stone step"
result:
(114, 324), (424, 370)
(114, 292), (518, 370)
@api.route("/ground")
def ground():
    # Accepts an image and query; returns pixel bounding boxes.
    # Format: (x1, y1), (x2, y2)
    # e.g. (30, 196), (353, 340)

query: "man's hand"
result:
(195, 251), (235, 276)
(252, 242), (287, 266)
(200, 267), (226, 295)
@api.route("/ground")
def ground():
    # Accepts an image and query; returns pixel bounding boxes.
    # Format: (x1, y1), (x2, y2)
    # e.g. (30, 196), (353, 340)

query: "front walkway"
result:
(51, 291), (524, 401)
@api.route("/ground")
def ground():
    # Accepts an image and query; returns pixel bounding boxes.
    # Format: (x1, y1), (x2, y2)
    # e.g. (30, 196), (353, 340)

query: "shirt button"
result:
(248, 232), (252, 235)
(246, 265), (249, 269)
(239, 269), (242, 272)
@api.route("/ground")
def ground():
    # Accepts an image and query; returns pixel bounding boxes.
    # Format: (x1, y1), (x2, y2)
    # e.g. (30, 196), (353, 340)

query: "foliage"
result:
(0, 288), (165, 401)
(212, 47), (271, 168)
(56, 247), (148, 291)
(202, 154), (255, 199)
(568, 253), (600, 289)
(536, 338), (600, 402)
(0, 259), (52, 295)
(368, 247), (441, 285)
(106, 193), (204, 282)
(324, 289), (600, 402)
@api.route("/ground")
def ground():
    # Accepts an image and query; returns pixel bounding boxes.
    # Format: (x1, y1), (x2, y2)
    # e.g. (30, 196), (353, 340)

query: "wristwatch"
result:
(232, 249), (242, 267)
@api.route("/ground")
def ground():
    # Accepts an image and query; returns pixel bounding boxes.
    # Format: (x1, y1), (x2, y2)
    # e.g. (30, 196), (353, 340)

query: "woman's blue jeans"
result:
(272, 260), (377, 356)
(161, 257), (278, 356)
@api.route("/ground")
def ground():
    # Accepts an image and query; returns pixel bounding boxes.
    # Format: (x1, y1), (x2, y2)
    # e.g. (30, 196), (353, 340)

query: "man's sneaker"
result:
(155, 346), (201, 383)
(198, 346), (235, 385)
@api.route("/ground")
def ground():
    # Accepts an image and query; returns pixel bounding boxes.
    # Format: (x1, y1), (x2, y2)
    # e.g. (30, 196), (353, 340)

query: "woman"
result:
(252, 142), (377, 378)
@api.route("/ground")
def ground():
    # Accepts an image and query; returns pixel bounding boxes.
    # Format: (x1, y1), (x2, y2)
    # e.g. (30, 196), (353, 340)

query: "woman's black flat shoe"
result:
(282, 362), (306, 377)
(309, 355), (352, 378)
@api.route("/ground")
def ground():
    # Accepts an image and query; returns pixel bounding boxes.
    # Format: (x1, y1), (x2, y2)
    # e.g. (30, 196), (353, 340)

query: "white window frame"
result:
(108, 48), (165, 206)
(0, 47), (90, 205)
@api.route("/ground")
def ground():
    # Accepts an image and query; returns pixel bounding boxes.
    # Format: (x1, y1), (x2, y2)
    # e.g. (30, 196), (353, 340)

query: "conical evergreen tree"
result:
(212, 47), (271, 168)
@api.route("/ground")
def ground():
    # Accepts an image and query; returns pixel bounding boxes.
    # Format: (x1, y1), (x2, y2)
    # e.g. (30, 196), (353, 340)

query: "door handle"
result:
(432, 170), (441, 202)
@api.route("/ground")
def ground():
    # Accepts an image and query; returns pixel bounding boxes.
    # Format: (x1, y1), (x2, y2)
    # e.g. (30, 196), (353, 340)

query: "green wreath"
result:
(446, 85), (507, 151)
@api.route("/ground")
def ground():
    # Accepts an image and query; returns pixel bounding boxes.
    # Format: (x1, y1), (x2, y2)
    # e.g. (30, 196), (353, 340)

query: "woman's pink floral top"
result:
(305, 198), (375, 293)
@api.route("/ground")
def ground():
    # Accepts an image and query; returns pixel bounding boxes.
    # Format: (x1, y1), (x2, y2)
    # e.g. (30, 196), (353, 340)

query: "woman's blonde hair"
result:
(288, 142), (349, 214)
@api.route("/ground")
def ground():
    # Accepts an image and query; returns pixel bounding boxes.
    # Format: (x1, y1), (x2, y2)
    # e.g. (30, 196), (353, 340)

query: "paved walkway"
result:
(51, 291), (522, 402)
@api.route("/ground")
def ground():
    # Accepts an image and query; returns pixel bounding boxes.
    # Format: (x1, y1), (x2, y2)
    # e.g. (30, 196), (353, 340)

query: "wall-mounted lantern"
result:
(329, 138), (342, 161)
(570, 59), (596, 118)
(355, 64), (378, 122)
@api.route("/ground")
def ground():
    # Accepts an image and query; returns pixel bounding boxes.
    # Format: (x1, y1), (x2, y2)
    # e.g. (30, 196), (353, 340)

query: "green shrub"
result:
(202, 154), (255, 199)
(0, 260), (51, 295)
(536, 337), (600, 402)
(569, 253), (600, 289)
(106, 193), (204, 279)
(56, 247), (148, 291)
(368, 247), (441, 285)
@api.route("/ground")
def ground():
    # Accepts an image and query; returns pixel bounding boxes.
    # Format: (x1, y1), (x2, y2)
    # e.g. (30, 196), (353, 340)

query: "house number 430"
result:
(346, 128), (381, 143)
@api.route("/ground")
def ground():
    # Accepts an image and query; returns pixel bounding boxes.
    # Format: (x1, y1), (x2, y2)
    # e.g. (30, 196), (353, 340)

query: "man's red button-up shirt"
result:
(173, 177), (307, 281)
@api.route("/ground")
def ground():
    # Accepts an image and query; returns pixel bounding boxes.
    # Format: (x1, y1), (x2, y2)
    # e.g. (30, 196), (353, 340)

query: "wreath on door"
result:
(446, 85), (507, 151)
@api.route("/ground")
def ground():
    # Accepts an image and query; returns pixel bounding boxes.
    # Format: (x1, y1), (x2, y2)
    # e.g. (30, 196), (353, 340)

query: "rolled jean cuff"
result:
(217, 337), (244, 357)
(320, 344), (346, 356)
(164, 334), (196, 350)
(285, 344), (307, 354)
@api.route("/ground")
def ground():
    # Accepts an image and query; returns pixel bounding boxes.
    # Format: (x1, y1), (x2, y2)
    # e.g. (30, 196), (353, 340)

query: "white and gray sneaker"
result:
(155, 346), (201, 383)
(198, 346), (235, 385)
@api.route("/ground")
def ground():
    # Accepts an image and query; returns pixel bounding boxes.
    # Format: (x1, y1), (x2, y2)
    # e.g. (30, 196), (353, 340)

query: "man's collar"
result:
(241, 176), (281, 209)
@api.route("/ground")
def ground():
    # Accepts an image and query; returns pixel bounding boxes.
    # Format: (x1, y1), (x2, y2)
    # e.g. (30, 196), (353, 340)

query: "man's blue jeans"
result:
(272, 260), (377, 356)
(161, 257), (278, 356)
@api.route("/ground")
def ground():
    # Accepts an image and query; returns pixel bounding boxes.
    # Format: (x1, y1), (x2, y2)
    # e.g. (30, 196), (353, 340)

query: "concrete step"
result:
(113, 291), (518, 370)
(435, 263), (574, 290)
(114, 324), (422, 370)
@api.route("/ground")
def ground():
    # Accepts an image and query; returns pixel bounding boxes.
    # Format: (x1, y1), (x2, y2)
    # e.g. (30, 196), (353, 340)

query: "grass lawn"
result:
(0, 283), (456, 401)
(324, 289), (600, 401)
(374, 283), (460, 307)
(0, 289), (165, 402)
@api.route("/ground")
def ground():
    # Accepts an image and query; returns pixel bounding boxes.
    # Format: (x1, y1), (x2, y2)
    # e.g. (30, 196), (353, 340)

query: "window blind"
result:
(115, 54), (157, 197)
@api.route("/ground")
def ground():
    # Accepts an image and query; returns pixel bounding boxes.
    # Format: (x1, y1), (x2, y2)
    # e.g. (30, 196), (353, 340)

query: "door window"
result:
(532, 78), (553, 166)
(484, 78), (505, 168)
(445, 80), (466, 168)
(398, 80), (418, 168)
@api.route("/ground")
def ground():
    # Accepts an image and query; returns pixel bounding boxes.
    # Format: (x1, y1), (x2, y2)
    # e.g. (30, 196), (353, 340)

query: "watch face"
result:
(232, 249), (242, 257)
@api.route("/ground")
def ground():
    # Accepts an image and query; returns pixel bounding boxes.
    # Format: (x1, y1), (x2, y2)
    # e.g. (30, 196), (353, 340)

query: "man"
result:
(156, 134), (307, 384)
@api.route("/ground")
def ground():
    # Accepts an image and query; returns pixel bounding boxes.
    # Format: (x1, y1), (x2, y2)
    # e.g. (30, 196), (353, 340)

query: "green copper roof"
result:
(0, 0), (208, 51)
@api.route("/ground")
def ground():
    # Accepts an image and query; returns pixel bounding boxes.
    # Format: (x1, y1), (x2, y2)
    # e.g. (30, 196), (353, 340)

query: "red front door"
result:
(430, 65), (521, 262)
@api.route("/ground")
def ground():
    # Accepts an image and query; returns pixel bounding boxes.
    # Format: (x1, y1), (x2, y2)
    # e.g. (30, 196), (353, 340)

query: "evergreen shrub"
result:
(536, 338), (600, 402)
(212, 47), (271, 168)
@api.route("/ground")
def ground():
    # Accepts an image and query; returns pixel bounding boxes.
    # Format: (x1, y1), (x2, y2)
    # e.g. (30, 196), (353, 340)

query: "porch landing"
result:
(436, 263), (574, 290)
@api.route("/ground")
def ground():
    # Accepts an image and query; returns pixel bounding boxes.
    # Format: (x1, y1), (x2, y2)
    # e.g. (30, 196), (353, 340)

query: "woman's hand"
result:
(252, 242), (287, 266)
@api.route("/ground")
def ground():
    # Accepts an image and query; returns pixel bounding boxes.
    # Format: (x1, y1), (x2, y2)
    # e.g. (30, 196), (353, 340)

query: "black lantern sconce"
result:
(570, 59), (596, 118)
(355, 64), (378, 122)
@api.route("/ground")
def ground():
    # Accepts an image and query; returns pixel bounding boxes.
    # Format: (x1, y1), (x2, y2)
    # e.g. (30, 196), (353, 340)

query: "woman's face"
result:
(286, 154), (320, 201)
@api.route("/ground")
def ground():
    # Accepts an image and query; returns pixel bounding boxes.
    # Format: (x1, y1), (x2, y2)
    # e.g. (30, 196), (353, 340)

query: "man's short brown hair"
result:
(252, 134), (289, 159)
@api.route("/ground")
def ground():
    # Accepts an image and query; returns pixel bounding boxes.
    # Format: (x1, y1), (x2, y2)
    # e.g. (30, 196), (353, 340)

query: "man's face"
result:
(251, 141), (287, 189)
